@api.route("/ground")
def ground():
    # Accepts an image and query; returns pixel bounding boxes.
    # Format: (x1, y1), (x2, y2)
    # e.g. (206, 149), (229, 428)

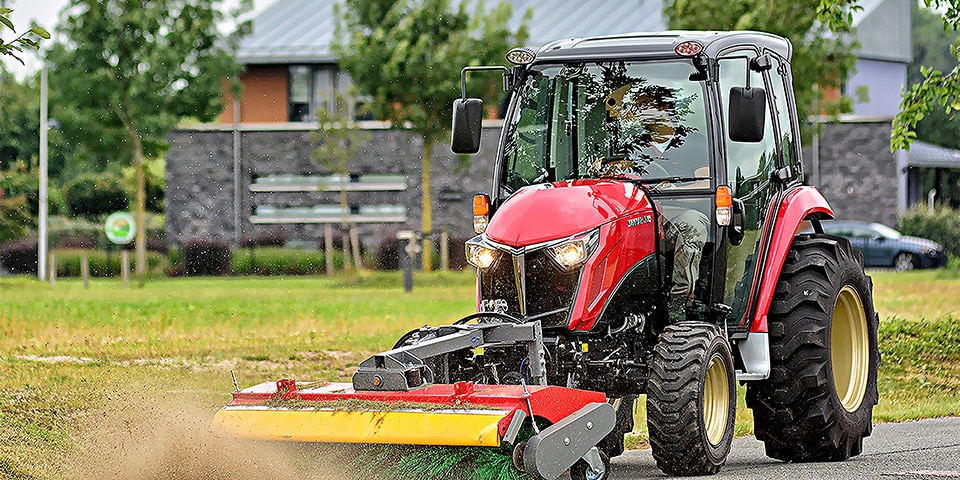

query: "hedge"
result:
(232, 247), (344, 275)
(899, 205), (960, 258)
(52, 249), (168, 277)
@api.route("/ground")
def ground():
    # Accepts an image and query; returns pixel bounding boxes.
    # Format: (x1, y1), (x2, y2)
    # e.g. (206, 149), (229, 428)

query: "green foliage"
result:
(0, 8), (49, 65)
(667, 0), (860, 126)
(819, 0), (960, 151)
(63, 174), (129, 217)
(334, 0), (530, 263)
(0, 238), (36, 274)
(0, 195), (29, 243)
(334, 0), (529, 145)
(232, 247), (343, 275)
(47, 0), (251, 266)
(52, 249), (168, 277)
(899, 205), (960, 258)
(182, 238), (232, 276)
(121, 158), (165, 213)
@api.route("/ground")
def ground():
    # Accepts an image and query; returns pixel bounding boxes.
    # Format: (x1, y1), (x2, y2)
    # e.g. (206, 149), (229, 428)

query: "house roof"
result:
(851, 0), (911, 63)
(237, 0), (667, 65)
(906, 140), (960, 169)
(237, 0), (910, 66)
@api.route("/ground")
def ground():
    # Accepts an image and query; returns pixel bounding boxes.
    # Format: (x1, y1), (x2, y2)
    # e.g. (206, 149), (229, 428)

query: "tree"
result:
(333, 0), (529, 270)
(666, 0), (859, 130)
(312, 94), (370, 271)
(820, 0), (960, 151)
(47, 0), (250, 274)
(906, 3), (960, 150)
(0, 8), (49, 64)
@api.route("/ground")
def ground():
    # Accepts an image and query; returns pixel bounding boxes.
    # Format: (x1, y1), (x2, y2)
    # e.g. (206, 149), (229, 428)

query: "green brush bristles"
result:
(346, 445), (534, 480)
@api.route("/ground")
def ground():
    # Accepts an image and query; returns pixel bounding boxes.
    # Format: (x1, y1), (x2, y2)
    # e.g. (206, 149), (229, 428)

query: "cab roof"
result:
(534, 30), (792, 63)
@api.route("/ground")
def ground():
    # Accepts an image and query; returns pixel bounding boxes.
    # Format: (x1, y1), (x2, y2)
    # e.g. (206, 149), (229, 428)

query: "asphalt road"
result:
(609, 417), (960, 479)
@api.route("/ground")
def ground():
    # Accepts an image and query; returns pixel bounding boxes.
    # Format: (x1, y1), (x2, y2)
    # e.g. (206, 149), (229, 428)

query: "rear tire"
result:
(746, 234), (879, 462)
(647, 323), (735, 476)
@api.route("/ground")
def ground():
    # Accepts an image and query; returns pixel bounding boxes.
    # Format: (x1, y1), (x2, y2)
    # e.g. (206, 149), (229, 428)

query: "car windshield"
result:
(501, 60), (710, 193)
(870, 223), (902, 239)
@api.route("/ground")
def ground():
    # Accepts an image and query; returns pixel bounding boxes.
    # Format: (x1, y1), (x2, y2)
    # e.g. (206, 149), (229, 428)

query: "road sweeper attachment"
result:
(214, 315), (617, 480)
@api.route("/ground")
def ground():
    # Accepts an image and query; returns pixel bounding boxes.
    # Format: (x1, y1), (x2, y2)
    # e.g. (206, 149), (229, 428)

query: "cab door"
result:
(718, 51), (800, 336)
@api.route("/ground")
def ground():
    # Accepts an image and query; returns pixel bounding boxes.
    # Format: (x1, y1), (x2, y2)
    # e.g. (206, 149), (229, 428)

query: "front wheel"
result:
(569, 449), (610, 480)
(746, 234), (879, 462)
(894, 252), (916, 272)
(647, 322), (736, 476)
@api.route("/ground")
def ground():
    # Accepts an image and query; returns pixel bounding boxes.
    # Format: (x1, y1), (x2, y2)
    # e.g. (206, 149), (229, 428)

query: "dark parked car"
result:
(817, 220), (947, 271)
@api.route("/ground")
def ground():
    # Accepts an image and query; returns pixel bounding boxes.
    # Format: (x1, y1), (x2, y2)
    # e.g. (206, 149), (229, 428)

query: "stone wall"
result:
(165, 124), (502, 249)
(801, 118), (900, 227)
(166, 118), (904, 250)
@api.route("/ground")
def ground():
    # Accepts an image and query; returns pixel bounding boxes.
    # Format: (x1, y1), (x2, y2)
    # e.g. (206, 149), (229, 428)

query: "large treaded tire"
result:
(647, 322), (736, 476)
(746, 234), (879, 462)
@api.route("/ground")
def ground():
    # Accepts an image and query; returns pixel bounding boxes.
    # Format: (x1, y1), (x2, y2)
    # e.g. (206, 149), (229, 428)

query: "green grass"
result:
(0, 267), (958, 478)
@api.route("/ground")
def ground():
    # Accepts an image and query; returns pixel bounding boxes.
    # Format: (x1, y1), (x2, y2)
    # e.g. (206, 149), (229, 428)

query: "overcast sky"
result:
(5, 0), (275, 79)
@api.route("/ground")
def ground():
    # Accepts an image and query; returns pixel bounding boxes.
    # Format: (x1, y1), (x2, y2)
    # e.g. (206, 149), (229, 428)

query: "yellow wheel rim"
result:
(703, 355), (729, 446)
(832, 285), (869, 413)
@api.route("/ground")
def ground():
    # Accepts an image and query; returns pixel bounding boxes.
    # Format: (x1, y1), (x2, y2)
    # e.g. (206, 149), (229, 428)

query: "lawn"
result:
(1, 268), (958, 479)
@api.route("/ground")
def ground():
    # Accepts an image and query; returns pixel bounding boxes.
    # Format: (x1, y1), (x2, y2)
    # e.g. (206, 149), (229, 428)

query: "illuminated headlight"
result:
(467, 244), (498, 269)
(549, 232), (599, 269)
(552, 241), (587, 268)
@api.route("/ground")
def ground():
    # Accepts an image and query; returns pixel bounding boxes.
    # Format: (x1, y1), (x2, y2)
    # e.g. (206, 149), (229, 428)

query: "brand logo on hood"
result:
(628, 215), (653, 227)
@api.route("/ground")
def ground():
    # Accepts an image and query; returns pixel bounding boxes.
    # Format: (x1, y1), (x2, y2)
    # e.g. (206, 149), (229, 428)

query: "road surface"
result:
(609, 417), (960, 479)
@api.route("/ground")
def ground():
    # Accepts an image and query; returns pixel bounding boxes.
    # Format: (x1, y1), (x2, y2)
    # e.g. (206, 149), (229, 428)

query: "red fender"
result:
(749, 186), (834, 333)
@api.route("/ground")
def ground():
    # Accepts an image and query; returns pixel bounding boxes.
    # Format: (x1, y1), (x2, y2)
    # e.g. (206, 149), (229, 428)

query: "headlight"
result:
(467, 244), (498, 269)
(552, 241), (588, 268)
(549, 232), (599, 269)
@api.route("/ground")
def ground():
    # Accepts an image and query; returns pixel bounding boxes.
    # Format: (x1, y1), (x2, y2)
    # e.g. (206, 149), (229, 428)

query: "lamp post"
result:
(38, 49), (48, 281)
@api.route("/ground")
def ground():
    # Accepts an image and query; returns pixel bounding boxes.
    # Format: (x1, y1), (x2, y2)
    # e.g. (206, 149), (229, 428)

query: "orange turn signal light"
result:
(716, 186), (732, 208)
(716, 186), (733, 226)
(473, 194), (490, 217)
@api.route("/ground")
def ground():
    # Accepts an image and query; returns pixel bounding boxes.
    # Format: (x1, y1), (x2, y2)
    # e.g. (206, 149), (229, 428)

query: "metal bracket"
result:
(353, 318), (547, 391)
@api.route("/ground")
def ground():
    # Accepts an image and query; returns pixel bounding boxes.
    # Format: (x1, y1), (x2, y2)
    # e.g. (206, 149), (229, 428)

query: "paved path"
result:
(609, 417), (960, 479)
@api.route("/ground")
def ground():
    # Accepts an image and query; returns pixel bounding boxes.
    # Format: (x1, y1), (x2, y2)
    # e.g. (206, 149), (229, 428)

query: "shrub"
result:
(240, 232), (287, 248)
(0, 195), (31, 243)
(55, 234), (98, 249)
(52, 249), (168, 277)
(232, 247), (342, 275)
(0, 239), (38, 274)
(375, 236), (402, 270)
(899, 205), (960, 258)
(182, 238), (232, 276)
(64, 174), (129, 216)
(447, 237), (469, 270)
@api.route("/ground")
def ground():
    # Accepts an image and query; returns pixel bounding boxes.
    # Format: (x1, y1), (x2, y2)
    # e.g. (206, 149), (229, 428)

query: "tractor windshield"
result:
(502, 60), (710, 193)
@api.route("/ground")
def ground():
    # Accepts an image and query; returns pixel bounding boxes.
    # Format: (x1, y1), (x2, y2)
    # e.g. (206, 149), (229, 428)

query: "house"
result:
(166, 0), (927, 251)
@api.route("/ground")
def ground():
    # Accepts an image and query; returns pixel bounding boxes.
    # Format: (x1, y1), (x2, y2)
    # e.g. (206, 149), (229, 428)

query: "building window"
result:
(288, 65), (369, 122)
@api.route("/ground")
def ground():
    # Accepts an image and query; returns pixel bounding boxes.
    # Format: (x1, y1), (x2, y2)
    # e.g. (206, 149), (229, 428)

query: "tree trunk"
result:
(421, 139), (433, 272)
(132, 136), (147, 275)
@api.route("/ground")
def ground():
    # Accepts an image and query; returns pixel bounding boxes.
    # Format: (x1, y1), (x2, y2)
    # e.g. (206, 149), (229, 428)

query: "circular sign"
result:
(104, 212), (137, 245)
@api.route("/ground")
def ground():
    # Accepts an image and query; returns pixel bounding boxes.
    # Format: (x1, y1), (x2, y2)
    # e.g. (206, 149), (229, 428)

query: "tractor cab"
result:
(455, 32), (805, 340)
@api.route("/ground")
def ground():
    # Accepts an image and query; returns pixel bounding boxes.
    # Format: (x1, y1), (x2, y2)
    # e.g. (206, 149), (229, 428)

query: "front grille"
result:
(480, 248), (581, 328)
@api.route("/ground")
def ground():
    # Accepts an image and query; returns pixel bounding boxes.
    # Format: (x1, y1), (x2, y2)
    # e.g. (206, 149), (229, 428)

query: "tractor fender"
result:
(749, 186), (833, 333)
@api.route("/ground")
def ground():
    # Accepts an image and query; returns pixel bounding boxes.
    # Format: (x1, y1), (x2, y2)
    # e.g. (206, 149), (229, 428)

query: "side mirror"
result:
(728, 87), (766, 143)
(451, 98), (484, 154)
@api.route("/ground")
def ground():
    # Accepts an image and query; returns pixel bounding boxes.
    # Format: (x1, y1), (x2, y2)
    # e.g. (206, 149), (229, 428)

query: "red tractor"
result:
(216, 31), (879, 479)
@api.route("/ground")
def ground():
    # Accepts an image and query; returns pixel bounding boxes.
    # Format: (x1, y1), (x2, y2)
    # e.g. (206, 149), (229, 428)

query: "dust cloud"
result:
(66, 392), (350, 480)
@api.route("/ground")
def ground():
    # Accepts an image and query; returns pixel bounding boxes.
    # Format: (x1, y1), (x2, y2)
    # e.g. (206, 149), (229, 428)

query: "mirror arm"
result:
(460, 66), (511, 100)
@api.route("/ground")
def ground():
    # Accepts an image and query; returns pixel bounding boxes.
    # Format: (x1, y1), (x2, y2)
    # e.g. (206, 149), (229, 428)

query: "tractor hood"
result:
(486, 179), (651, 247)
